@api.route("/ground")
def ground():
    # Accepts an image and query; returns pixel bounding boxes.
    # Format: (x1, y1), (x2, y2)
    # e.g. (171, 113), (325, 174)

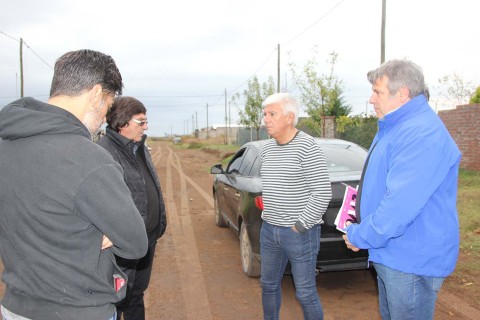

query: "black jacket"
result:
(98, 127), (167, 242)
(0, 98), (148, 320)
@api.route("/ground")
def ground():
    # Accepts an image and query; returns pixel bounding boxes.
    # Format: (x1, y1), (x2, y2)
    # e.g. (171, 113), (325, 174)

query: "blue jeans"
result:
(374, 263), (444, 320)
(260, 221), (323, 320)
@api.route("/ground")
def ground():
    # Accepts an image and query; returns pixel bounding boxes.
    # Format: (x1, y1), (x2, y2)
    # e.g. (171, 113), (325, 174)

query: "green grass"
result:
(457, 169), (480, 255)
(201, 144), (238, 170)
(443, 169), (480, 308)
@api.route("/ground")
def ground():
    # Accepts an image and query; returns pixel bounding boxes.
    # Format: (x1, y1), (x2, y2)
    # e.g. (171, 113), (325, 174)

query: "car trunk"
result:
(316, 179), (369, 271)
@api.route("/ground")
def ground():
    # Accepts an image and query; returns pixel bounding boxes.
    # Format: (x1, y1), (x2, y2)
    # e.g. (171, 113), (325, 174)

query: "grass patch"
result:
(203, 145), (237, 163)
(443, 169), (480, 308)
(187, 142), (205, 149)
(457, 169), (480, 254)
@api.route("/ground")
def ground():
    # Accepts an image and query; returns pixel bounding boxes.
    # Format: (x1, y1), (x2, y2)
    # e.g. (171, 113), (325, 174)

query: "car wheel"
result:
(240, 223), (261, 277)
(214, 193), (227, 227)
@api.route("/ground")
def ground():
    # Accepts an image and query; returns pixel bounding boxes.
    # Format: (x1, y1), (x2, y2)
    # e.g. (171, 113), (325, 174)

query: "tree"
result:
(435, 73), (475, 107)
(469, 86), (480, 104)
(338, 115), (377, 150)
(232, 76), (275, 140)
(289, 49), (351, 137)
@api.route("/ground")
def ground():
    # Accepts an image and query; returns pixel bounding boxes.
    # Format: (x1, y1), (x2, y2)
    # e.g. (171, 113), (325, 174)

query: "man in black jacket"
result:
(98, 96), (167, 320)
(0, 50), (148, 320)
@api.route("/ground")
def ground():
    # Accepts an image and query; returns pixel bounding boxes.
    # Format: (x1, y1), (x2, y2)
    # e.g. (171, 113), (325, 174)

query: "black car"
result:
(210, 138), (369, 277)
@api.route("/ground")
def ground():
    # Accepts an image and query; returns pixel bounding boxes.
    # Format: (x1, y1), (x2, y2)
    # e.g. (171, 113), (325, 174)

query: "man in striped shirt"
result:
(260, 93), (332, 320)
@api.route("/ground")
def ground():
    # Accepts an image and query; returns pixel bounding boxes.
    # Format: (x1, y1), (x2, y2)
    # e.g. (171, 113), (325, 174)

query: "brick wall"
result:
(438, 104), (480, 171)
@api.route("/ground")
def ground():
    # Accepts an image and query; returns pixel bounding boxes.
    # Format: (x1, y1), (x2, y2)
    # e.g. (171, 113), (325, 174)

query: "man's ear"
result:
(288, 112), (295, 125)
(89, 84), (103, 103)
(398, 87), (410, 103)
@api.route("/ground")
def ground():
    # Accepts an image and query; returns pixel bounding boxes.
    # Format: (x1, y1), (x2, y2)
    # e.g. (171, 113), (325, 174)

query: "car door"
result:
(222, 146), (258, 232)
(221, 147), (248, 229)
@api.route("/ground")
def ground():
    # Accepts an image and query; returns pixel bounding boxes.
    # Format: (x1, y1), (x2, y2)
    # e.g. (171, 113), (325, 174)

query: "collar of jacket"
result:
(0, 97), (91, 141)
(105, 126), (147, 151)
(378, 94), (431, 128)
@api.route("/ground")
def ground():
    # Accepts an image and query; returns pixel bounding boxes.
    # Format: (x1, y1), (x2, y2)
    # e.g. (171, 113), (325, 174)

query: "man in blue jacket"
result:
(343, 59), (461, 320)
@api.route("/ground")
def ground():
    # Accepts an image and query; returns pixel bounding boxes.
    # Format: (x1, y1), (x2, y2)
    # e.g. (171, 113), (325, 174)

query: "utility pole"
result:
(277, 44), (280, 93)
(192, 114), (194, 134)
(228, 102), (231, 145)
(381, 0), (386, 64)
(206, 103), (209, 139)
(20, 38), (24, 98)
(224, 88), (227, 145)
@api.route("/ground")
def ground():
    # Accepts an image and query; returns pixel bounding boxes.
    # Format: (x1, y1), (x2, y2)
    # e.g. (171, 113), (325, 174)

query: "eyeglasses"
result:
(131, 118), (148, 126)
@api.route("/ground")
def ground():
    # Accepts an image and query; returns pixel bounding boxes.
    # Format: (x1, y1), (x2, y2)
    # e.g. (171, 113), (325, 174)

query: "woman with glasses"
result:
(98, 96), (167, 320)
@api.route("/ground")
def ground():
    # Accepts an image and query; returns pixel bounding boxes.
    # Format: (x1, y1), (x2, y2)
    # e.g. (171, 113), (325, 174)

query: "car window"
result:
(238, 147), (258, 176)
(227, 148), (246, 174)
(320, 144), (366, 172)
(249, 157), (261, 177)
(226, 146), (259, 176)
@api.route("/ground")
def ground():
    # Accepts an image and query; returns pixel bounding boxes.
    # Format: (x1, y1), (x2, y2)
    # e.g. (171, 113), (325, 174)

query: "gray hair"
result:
(262, 93), (299, 126)
(367, 59), (425, 98)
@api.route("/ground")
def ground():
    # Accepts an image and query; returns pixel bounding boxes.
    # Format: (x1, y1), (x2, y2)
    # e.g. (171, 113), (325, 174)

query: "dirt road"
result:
(142, 141), (477, 320)
(0, 140), (478, 320)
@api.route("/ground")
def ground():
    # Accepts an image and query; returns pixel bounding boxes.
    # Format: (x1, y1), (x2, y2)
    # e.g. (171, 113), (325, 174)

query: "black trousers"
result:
(116, 239), (157, 320)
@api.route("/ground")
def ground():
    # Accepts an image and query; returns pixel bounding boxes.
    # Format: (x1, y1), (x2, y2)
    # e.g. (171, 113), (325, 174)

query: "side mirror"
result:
(210, 164), (224, 174)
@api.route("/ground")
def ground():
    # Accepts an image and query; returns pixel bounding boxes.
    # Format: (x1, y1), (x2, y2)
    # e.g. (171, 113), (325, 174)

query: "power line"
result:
(136, 94), (223, 99)
(0, 31), (53, 70)
(0, 30), (17, 42)
(283, 0), (347, 47)
(23, 41), (53, 69)
(3, 1), (347, 115)
(226, 47), (278, 96)
(225, 0), (346, 97)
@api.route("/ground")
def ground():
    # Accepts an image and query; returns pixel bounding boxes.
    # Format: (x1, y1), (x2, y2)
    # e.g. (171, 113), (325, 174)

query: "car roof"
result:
(241, 138), (365, 152)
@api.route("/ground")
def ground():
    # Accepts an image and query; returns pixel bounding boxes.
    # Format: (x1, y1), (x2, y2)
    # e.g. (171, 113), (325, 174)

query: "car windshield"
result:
(320, 144), (366, 173)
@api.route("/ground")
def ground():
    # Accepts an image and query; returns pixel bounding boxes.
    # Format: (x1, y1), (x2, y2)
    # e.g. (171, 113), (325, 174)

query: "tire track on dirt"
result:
(161, 146), (213, 320)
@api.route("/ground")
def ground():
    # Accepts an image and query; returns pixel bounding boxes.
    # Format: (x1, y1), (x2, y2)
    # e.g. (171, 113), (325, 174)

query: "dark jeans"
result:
(116, 239), (157, 320)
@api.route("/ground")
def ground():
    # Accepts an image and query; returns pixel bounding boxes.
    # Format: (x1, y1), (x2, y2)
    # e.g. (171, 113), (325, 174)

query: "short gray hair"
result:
(262, 93), (299, 126)
(367, 59), (425, 98)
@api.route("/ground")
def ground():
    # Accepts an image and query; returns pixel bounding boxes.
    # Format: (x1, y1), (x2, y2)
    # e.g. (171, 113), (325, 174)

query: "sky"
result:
(1, 0), (479, 137)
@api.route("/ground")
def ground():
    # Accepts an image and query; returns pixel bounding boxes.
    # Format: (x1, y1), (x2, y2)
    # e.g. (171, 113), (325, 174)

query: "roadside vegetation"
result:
(443, 169), (480, 308)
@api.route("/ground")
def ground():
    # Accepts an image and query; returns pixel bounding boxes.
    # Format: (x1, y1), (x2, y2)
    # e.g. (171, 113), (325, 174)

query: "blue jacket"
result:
(346, 95), (461, 277)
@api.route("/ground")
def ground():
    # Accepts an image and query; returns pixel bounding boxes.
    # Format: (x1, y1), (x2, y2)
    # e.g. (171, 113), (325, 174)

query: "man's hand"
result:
(101, 235), (113, 250)
(342, 234), (360, 252)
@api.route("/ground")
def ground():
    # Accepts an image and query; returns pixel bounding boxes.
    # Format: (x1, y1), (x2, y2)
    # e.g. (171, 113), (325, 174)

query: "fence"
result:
(438, 104), (480, 171)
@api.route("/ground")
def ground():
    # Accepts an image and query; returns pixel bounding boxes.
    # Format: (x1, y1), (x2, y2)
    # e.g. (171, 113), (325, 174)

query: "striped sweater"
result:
(260, 131), (332, 230)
